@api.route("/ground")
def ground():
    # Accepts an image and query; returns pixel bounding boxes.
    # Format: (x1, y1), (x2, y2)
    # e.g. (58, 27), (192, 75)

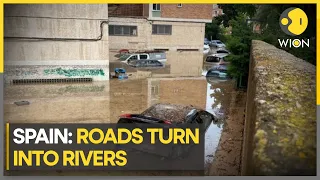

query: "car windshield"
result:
(216, 41), (222, 44)
(206, 56), (220, 63)
(119, 54), (131, 60)
(217, 50), (228, 53)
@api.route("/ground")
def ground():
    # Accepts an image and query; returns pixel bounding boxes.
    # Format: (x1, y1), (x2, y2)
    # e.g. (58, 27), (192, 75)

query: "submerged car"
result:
(210, 40), (226, 48)
(119, 51), (167, 64)
(129, 59), (165, 68)
(117, 103), (216, 158)
(204, 53), (229, 67)
(206, 66), (228, 79)
(216, 48), (230, 55)
(203, 44), (210, 54)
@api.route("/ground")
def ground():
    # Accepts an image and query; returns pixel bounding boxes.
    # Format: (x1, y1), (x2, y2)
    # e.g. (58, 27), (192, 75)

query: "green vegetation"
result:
(255, 4), (316, 65)
(205, 4), (316, 87)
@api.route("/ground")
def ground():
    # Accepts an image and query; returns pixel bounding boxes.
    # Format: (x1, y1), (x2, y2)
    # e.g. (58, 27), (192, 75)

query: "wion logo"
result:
(278, 7), (309, 48)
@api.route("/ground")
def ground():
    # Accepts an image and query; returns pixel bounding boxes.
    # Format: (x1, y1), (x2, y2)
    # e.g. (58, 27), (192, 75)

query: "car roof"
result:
(141, 103), (203, 123)
(207, 53), (228, 58)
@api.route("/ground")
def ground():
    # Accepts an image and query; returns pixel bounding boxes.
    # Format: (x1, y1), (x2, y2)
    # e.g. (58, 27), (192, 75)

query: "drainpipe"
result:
(4, 20), (109, 41)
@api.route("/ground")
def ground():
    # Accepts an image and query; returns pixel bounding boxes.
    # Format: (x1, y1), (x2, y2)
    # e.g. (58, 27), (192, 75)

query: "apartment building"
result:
(108, 4), (212, 52)
(212, 4), (223, 17)
(4, 4), (212, 82)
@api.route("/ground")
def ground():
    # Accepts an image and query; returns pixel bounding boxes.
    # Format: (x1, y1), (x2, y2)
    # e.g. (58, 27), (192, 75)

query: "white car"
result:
(210, 40), (226, 48)
(203, 44), (210, 54)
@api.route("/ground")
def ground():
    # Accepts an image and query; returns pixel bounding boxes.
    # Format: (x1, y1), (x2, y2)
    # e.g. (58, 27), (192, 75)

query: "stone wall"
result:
(241, 40), (316, 175)
(4, 4), (110, 82)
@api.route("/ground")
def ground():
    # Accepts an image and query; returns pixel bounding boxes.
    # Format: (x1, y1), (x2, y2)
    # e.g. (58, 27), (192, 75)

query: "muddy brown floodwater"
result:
(4, 50), (246, 176)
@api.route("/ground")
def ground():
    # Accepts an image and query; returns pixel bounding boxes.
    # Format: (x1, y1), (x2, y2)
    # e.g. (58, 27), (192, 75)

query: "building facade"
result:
(108, 4), (212, 52)
(212, 4), (224, 17)
(4, 4), (212, 82)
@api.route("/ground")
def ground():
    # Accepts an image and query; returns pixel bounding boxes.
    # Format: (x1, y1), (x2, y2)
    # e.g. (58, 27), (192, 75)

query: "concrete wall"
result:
(109, 17), (205, 52)
(4, 4), (110, 82)
(151, 21), (205, 51)
(241, 40), (316, 175)
(109, 17), (149, 50)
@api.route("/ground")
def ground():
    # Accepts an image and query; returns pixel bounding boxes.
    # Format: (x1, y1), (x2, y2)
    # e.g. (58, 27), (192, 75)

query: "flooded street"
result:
(4, 50), (236, 175)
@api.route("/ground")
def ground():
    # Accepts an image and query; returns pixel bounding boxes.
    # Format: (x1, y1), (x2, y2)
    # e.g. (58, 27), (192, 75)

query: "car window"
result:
(140, 55), (148, 60)
(206, 56), (220, 62)
(129, 55), (138, 60)
(207, 70), (219, 75)
(217, 50), (228, 53)
(119, 54), (130, 60)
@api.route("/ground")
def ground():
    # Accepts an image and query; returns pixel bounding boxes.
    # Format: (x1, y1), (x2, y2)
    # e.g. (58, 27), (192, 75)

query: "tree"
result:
(255, 4), (316, 65)
(205, 19), (223, 40)
(225, 14), (255, 83)
(216, 4), (257, 27)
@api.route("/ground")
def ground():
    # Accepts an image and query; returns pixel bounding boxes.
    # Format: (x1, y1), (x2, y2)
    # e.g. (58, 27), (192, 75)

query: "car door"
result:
(128, 55), (138, 63)
(138, 61), (147, 67)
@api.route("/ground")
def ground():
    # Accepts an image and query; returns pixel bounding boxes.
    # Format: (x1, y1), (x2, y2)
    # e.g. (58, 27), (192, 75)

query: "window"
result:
(151, 86), (159, 95)
(152, 25), (172, 35)
(152, 4), (161, 11)
(129, 55), (138, 60)
(206, 56), (221, 63)
(177, 4), (182, 7)
(109, 25), (137, 36)
(140, 55), (148, 60)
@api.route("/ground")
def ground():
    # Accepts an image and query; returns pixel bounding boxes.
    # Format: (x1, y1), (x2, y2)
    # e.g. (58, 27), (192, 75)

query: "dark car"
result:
(116, 103), (216, 158)
(129, 60), (164, 68)
(216, 48), (230, 55)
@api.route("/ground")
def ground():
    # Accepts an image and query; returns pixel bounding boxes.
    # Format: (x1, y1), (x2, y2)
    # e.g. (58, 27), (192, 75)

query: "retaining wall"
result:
(241, 40), (316, 175)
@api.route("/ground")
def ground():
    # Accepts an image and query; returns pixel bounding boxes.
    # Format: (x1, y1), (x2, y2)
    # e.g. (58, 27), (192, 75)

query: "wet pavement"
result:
(4, 49), (235, 175)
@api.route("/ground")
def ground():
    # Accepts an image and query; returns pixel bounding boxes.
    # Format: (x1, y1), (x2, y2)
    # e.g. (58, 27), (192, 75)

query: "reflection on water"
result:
(205, 83), (223, 168)
(110, 51), (204, 78)
(4, 50), (234, 174)
(4, 82), (111, 123)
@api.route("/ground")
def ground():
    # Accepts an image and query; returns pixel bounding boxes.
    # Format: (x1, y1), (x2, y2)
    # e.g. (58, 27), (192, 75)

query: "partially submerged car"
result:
(216, 48), (230, 55)
(206, 66), (228, 78)
(203, 44), (210, 54)
(116, 103), (217, 158)
(129, 59), (165, 69)
(204, 53), (229, 67)
(209, 40), (226, 48)
(119, 51), (167, 64)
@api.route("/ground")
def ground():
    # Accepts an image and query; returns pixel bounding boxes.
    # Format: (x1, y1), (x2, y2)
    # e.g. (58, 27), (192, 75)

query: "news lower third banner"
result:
(5, 123), (205, 172)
